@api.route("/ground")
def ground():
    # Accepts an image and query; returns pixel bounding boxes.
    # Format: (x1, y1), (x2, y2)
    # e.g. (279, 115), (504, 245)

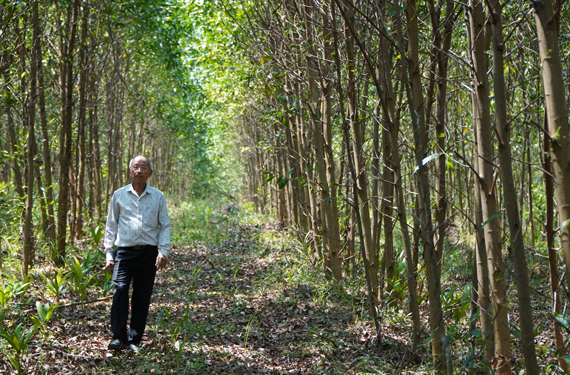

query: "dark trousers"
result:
(111, 246), (157, 344)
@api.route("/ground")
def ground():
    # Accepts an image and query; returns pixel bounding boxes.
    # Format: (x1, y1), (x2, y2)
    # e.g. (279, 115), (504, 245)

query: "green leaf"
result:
(277, 177), (289, 189)
(511, 325), (521, 339)
(470, 329), (482, 337)
(447, 159), (456, 174)
(262, 173), (274, 186)
(260, 55), (274, 65)
(447, 156), (468, 169)
(387, 5), (404, 15)
(7, 356), (19, 371)
(29, 316), (42, 328)
(553, 312), (570, 328)
(36, 302), (47, 321)
(4, 98), (18, 106)
(482, 212), (503, 228)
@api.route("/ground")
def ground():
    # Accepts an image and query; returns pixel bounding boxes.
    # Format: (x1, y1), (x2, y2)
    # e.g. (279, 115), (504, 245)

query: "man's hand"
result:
(156, 253), (168, 270)
(104, 260), (115, 274)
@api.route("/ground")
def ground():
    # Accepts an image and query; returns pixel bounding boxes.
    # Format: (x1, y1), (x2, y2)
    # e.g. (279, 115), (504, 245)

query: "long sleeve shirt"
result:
(104, 184), (171, 262)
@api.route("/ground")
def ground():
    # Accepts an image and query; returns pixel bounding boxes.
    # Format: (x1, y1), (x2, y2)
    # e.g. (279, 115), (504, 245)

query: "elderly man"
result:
(104, 155), (171, 351)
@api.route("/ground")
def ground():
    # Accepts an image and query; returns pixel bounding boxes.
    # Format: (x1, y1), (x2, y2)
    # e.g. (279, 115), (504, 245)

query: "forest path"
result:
(42, 224), (416, 374)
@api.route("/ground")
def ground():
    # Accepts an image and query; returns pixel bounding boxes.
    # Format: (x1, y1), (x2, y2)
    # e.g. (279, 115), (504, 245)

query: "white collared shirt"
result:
(104, 184), (171, 261)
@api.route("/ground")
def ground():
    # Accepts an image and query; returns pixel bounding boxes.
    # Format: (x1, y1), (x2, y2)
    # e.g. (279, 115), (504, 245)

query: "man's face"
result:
(129, 156), (153, 184)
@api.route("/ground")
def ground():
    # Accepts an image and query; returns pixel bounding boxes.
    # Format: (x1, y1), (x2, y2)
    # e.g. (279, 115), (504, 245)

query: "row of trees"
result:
(227, 0), (570, 373)
(0, 0), (225, 276)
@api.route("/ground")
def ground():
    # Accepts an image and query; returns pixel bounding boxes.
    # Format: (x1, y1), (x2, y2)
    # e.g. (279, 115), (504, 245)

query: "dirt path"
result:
(16, 224), (418, 374)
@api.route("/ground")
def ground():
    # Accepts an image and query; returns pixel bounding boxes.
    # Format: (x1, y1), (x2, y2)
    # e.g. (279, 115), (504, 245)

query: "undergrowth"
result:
(0, 198), (565, 374)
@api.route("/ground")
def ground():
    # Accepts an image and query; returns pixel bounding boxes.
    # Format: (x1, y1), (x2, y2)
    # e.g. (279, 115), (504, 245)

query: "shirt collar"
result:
(128, 183), (151, 198)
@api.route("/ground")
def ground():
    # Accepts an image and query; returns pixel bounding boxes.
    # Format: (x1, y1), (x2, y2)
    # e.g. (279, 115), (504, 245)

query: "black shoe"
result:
(129, 343), (142, 354)
(108, 339), (128, 351)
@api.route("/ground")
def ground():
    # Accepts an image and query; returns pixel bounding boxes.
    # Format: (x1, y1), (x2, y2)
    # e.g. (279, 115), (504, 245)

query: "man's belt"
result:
(120, 245), (157, 250)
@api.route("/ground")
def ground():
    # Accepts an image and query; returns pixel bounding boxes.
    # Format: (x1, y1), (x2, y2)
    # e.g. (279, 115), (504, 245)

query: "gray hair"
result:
(129, 155), (152, 170)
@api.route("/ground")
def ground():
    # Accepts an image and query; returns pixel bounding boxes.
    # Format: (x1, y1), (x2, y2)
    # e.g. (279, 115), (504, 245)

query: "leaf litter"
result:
(0, 222), (424, 374)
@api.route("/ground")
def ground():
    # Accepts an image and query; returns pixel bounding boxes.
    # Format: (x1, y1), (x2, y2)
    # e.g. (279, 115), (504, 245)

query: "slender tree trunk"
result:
(488, 1), (539, 372)
(90, 84), (103, 220)
(532, 0), (570, 297)
(402, 2), (450, 371)
(294, 82), (309, 234)
(35, 5), (56, 243)
(471, 97), (494, 366)
(4, 67), (25, 200)
(361, 0), (422, 346)
(468, 0), (510, 371)
(281, 92), (300, 230)
(106, 72), (116, 197)
(428, 0), (455, 275)
(371, 98), (381, 275)
(23, 4), (39, 277)
(75, 0), (90, 240)
(304, 3), (342, 280)
(387, 59), (424, 345)
(341, 0), (376, 296)
(328, 0), (380, 343)
(381, 125), (395, 300)
(68, 165), (77, 240)
(376, 11), (396, 300)
(544, 116), (567, 370)
(56, 0), (80, 262)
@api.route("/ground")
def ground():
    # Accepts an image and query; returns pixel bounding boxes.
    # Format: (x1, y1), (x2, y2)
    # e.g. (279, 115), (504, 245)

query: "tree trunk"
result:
(341, 0), (376, 296)
(471, 98), (494, 366)
(3, 67), (25, 200)
(532, 0), (570, 299)
(90, 83), (103, 220)
(56, 0), (80, 263)
(304, 3), (342, 280)
(544, 115), (567, 370)
(106, 71), (116, 197)
(428, 0), (455, 275)
(293, 81), (309, 234)
(468, 0), (510, 371)
(35, 3), (56, 243)
(75, 0), (90, 240)
(402, 2), (450, 371)
(23, 4), (39, 277)
(488, 1), (539, 372)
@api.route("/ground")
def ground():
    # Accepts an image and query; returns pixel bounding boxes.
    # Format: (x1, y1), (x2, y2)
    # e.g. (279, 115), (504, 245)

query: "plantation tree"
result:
(467, 0), (511, 371)
(55, 0), (80, 262)
(401, 0), (452, 370)
(488, 0), (539, 371)
(533, 0), (570, 368)
(532, 0), (570, 290)
(23, 1), (40, 276)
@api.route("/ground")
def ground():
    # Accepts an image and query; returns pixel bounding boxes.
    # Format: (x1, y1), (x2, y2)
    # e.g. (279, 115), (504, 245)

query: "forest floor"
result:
(0, 207), (563, 374)
(2, 220), (426, 374)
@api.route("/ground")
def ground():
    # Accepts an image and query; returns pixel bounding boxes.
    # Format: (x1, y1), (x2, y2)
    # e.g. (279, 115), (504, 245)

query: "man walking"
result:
(104, 155), (171, 351)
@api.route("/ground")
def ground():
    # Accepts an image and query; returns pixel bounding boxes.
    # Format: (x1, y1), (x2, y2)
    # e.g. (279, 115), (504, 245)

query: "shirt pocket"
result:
(143, 205), (158, 228)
